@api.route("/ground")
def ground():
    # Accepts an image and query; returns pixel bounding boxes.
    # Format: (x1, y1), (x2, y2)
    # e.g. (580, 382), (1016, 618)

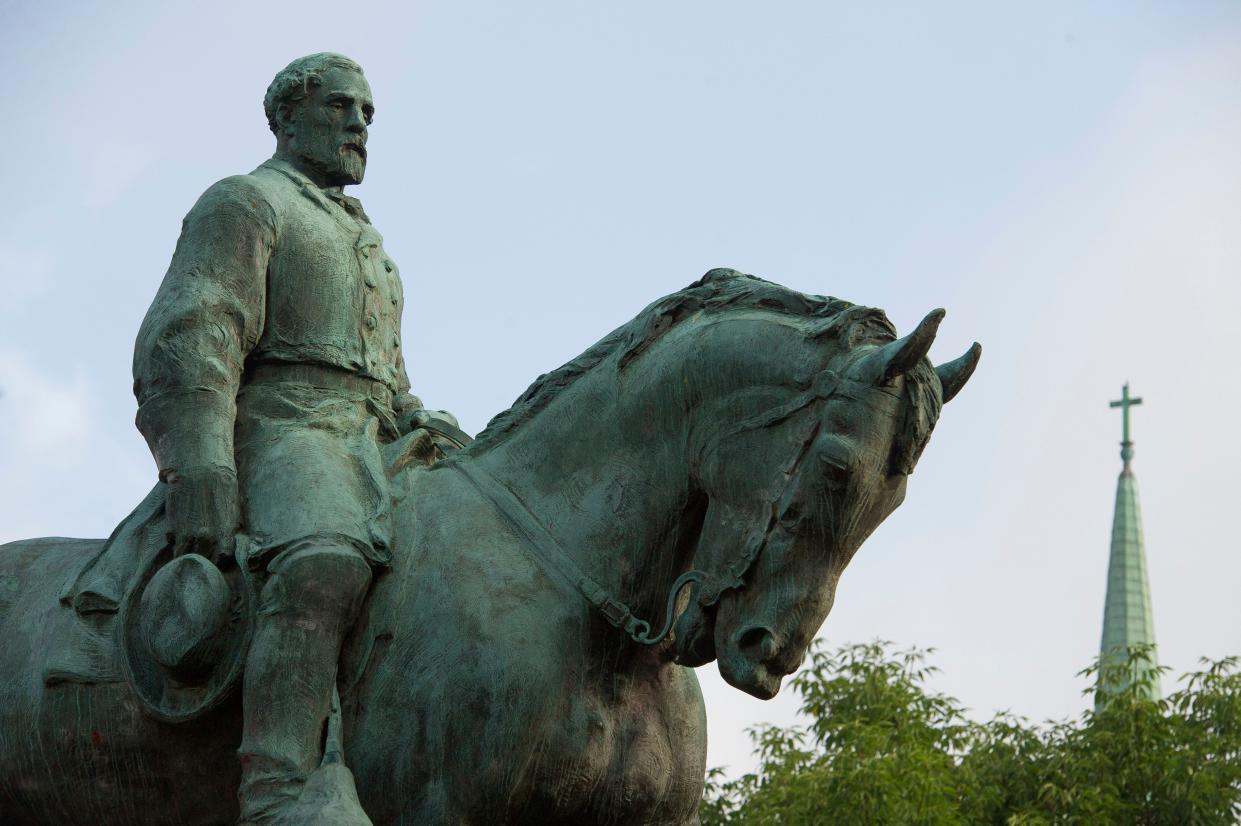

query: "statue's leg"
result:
(237, 541), (372, 825)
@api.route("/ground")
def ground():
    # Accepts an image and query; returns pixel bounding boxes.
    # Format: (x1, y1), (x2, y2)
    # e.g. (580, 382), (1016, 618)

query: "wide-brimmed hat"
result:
(118, 546), (255, 723)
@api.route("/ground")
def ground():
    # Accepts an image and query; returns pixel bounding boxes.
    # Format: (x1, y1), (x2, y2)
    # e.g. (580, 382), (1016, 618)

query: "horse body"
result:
(346, 300), (720, 822)
(348, 466), (708, 825)
(0, 474), (706, 826)
(0, 271), (978, 825)
(0, 537), (244, 824)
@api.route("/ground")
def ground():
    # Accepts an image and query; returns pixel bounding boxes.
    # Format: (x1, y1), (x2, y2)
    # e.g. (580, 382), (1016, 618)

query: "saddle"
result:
(44, 417), (470, 722)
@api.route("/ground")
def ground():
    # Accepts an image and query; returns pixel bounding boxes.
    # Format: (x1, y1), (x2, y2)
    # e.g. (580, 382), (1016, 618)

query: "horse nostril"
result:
(736, 626), (779, 663)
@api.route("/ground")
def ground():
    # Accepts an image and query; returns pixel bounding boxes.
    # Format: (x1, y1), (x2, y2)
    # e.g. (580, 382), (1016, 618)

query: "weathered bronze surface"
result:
(0, 53), (979, 826)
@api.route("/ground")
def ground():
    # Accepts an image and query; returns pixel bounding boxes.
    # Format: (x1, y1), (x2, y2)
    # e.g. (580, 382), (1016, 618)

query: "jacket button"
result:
(364, 276), (377, 288)
(366, 315), (377, 330)
(383, 260), (394, 273)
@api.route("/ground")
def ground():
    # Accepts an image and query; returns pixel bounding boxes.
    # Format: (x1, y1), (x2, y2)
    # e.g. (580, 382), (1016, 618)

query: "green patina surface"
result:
(0, 51), (982, 826)
(1099, 382), (1159, 703)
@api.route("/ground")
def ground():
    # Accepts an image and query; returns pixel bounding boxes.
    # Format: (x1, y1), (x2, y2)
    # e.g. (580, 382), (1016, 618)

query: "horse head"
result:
(670, 301), (980, 698)
(457, 269), (977, 701)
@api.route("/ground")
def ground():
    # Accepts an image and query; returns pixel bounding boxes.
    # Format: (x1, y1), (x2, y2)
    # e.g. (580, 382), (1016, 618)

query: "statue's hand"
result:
(399, 407), (460, 436)
(163, 465), (240, 567)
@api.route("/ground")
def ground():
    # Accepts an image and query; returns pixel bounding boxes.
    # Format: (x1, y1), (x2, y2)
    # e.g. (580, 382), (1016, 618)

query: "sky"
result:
(1, 0), (1239, 779)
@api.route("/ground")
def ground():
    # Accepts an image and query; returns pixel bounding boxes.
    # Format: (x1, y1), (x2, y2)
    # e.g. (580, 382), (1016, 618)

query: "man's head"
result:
(264, 53), (373, 188)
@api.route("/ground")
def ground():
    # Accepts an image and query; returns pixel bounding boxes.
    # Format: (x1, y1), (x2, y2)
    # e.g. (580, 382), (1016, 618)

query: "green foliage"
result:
(701, 642), (1241, 825)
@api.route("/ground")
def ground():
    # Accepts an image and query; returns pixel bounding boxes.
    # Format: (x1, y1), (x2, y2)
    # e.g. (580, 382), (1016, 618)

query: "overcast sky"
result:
(2, 1), (1239, 778)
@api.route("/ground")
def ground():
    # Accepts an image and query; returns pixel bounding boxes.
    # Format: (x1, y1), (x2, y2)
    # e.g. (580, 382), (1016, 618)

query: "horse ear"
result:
(874, 308), (944, 383)
(935, 342), (982, 403)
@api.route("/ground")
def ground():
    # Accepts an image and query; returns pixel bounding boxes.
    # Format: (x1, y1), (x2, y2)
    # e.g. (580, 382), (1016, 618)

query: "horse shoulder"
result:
(603, 662), (707, 824)
(501, 658), (706, 825)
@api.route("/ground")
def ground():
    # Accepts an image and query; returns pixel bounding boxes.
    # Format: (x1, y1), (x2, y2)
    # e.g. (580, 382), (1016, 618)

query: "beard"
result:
(291, 131), (367, 187)
(334, 144), (367, 185)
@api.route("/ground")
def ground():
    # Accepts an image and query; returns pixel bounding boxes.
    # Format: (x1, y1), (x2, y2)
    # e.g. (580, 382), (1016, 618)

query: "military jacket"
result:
(133, 158), (417, 480)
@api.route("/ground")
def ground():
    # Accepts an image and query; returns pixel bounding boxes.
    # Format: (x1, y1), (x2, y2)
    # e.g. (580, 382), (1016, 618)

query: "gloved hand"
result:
(398, 406), (461, 437)
(162, 464), (241, 567)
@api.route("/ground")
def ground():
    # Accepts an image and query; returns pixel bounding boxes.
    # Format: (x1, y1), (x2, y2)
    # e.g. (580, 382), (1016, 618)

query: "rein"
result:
(452, 458), (704, 646)
(450, 369), (843, 648)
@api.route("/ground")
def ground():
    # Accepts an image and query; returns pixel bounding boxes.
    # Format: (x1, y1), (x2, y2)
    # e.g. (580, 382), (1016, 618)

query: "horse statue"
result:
(0, 270), (979, 825)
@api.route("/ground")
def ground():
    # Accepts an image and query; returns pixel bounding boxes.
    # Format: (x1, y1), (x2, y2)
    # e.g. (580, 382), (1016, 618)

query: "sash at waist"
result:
(246, 362), (394, 405)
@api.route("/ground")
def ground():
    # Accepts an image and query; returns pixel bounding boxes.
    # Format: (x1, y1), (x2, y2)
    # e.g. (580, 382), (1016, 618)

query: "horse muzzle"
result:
(717, 623), (796, 699)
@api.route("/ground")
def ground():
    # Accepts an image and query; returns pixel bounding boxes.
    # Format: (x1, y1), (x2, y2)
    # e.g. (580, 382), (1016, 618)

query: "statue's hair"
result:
(263, 53), (364, 135)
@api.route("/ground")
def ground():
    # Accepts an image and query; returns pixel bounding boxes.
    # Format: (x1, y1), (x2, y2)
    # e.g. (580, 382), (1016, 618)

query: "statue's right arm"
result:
(132, 176), (277, 563)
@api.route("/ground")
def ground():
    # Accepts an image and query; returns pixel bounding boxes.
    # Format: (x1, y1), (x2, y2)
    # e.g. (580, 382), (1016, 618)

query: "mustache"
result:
(341, 141), (367, 161)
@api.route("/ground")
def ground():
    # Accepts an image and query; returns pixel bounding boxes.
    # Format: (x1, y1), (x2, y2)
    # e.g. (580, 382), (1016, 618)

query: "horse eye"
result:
(779, 502), (804, 530)
(819, 453), (852, 483)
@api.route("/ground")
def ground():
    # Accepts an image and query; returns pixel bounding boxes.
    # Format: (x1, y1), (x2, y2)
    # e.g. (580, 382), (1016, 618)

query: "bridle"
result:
(451, 369), (845, 647)
(692, 369), (843, 610)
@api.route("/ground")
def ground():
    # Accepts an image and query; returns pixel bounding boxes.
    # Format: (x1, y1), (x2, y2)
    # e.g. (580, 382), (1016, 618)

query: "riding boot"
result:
(236, 544), (372, 826)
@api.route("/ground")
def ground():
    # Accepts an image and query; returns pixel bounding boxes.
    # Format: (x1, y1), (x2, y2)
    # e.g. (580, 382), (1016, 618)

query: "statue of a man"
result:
(132, 53), (422, 825)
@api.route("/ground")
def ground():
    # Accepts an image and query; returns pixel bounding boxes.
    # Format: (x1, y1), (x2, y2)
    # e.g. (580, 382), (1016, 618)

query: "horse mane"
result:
(467, 268), (942, 473)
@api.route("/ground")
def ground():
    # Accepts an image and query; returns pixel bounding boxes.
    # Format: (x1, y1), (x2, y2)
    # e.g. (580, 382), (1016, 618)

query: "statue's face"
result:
(286, 67), (373, 187)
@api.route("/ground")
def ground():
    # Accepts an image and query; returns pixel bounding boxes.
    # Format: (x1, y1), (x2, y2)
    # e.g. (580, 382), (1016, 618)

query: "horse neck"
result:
(467, 312), (821, 626)
(469, 347), (701, 624)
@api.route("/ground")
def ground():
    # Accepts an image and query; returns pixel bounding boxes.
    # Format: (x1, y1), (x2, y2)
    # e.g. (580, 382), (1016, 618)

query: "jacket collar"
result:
(258, 157), (371, 224)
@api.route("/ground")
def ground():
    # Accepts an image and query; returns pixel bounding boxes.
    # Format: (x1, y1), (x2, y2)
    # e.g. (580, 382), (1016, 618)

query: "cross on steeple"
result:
(1109, 382), (1142, 469)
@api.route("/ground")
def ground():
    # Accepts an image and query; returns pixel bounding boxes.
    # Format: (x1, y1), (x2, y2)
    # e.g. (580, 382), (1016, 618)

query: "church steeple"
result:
(1098, 382), (1159, 704)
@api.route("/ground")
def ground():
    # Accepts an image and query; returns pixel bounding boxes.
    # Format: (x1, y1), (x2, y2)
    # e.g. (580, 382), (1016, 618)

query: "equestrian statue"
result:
(0, 52), (980, 826)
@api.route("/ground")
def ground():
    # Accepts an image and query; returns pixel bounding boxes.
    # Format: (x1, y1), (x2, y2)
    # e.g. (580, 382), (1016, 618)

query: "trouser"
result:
(236, 542), (373, 821)
(232, 381), (392, 822)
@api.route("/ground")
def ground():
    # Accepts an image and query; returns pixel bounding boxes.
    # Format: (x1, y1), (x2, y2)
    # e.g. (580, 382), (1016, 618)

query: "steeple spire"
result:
(1098, 383), (1159, 705)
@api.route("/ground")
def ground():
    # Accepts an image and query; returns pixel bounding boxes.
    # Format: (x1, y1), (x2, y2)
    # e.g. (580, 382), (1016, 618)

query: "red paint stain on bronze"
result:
(91, 731), (104, 747)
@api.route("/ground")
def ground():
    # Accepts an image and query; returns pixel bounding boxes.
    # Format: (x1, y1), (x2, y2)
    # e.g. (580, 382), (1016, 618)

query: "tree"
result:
(700, 641), (1241, 825)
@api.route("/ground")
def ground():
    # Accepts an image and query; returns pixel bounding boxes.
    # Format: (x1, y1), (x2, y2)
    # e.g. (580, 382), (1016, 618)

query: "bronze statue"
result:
(0, 52), (980, 826)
